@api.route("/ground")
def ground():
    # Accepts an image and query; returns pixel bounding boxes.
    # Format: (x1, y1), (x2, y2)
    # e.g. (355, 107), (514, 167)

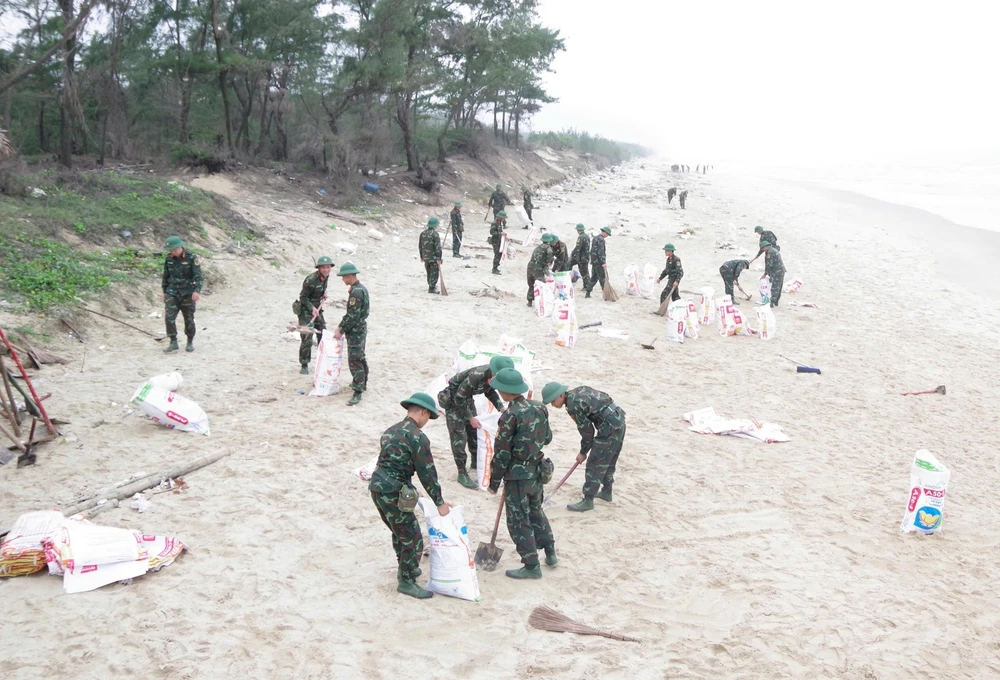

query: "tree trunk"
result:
(38, 102), (47, 152)
(493, 107), (498, 138)
(98, 111), (108, 166)
(514, 113), (520, 151)
(58, 0), (75, 168)
(210, 0), (234, 155)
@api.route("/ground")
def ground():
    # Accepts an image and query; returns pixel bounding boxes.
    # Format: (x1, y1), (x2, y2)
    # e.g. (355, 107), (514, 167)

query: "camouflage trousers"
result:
(424, 262), (440, 290)
(492, 240), (502, 270)
(346, 328), (368, 392)
(574, 262), (591, 291)
(371, 489), (422, 582)
(526, 268), (545, 304)
(585, 264), (606, 294)
(524, 204), (533, 221)
(504, 477), (554, 569)
(659, 278), (681, 304)
(164, 294), (196, 340)
(298, 312), (325, 365)
(452, 228), (463, 256)
(769, 273), (784, 307)
(720, 267), (736, 300)
(582, 423), (627, 498)
(444, 408), (478, 473)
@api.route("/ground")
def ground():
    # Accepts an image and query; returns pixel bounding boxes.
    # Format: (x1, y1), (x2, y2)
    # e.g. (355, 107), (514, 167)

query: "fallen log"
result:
(320, 209), (367, 226)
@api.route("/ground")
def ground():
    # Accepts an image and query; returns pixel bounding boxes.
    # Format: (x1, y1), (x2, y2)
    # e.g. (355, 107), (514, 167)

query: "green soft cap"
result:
(521, 185), (528, 191)
(759, 240), (772, 248)
(488, 355), (515, 375)
(454, 202), (462, 207)
(541, 382), (569, 404)
(337, 262), (360, 276)
(663, 243), (675, 251)
(496, 211), (507, 219)
(428, 217), (440, 228)
(316, 255), (334, 267)
(400, 392), (439, 419)
(600, 226), (612, 235)
(495, 184), (502, 190)
(542, 233), (557, 243)
(754, 225), (763, 233)
(165, 236), (184, 249)
(490, 367), (529, 395)
(576, 223), (585, 231)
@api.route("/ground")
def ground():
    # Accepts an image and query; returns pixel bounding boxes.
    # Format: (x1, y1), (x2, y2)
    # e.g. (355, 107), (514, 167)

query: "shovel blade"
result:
(474, 542), (503, 571)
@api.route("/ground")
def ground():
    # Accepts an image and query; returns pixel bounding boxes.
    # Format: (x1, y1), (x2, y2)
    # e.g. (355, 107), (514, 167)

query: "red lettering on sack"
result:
(82, 565), (99, 573)
(907, 487), (921, 511)
(166, 411), (190, 425)
(922, 488), (945, 498)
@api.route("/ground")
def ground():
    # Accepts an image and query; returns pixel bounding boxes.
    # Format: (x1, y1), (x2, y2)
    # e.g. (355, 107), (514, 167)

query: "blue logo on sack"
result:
(914, 506), (942, 531)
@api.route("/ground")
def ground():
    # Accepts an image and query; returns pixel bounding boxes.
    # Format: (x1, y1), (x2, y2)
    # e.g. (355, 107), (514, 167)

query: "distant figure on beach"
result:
(678, 189), (688, 209)
(667, 187), (677, 205)
(760, 242), (785, 308)
(671, 164), (680, 172)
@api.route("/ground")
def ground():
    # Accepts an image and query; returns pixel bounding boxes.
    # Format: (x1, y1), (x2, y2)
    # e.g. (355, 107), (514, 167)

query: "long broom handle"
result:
(489, 493), (506, 543)
(544, 460), (581, 506)
(76, 305), (160, 338)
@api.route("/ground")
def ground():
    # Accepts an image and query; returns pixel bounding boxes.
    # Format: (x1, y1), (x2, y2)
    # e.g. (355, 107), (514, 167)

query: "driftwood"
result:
(320, 209), (366, 226)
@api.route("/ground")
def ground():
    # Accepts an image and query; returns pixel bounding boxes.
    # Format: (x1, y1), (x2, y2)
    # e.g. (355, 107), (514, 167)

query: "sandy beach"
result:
(2, 159), (999, 679)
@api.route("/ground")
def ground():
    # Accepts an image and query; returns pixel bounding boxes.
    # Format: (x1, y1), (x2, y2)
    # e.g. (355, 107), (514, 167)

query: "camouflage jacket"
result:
(551, 241), (570, 272)
(659, 254), (684, 282)
(564, 386), (626, 456)
(298, 270), (329, 317)
(720, 259), (749, 281)
(489, 218), (506, 245)
(368, 417), (444, 506)
(162, 249), (203, 297)
(765, 246), (786, 277)
(488, 189), (509, 210)
(338, 281), (370, 335)
(528, 243), (553, 275)
(489, 396), (552, 489)
(522, 190), (533, 210)
(590, 234), (607, 266)
(758, 230), (778, 251)
(440, 365), (504, 420)
(571, 232), (591, 267)
(419, 228), (442, 262)
(450, 208), (464, 230)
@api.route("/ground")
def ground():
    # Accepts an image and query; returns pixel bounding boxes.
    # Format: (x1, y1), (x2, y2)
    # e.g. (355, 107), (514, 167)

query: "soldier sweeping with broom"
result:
(369, 392), (453, 599)
(542, 382), (627, 512)
(487, 368), (558, 579)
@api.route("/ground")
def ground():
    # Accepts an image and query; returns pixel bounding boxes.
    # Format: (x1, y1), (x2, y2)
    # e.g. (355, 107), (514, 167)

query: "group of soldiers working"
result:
(369, 360), (627, 598)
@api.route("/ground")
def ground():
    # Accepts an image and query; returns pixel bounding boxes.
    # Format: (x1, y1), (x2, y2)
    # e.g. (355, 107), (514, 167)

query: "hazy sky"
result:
(530, 1), (1000, 164)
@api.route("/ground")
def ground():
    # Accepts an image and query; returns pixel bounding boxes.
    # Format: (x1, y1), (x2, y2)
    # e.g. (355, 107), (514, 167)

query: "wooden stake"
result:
(0, 330), (56, 436)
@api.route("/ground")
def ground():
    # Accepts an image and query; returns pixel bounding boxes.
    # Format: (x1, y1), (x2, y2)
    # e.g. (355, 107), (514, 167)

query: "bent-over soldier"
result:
(543, 382), (627, 512)
(526, 233), (555, 306)
(488, 368), (558, 579)
(550, 235), (570, 272)
(369, 392), (452, 599)
(297, 255), (334, 374)
(719, 258), (750, 304)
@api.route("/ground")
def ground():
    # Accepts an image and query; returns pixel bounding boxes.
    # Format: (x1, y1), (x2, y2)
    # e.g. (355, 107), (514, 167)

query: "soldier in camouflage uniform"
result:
(521, 186), (533, 222)
(719, 258), (751, 304)
(449, 202), (464, 257)
(550, 235), (570, 272)
(437, 355), (514, 489)
(161, 236), (203, 353)
(488, 184), (509, 218)
(297, 255), (334, 374)
(542, 382), (627, 512)
(369, 392), (453, 599)
(526, 233), (555, 306)
(656, 243), (684, 304)
(584, 226), (611, 298)
(679, 189), (688, 209)
(418, 217), (443, 294)
(749, 225), (779, 264)
(333, 263), (370, 405)
(761, 241), (786, 307)
(487, 368), (558, 579)
(489, 211), (507, 274)
(570, 223), (591, 291)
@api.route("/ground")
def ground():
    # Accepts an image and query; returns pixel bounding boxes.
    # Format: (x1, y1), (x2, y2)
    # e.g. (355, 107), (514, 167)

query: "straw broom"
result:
(601, 265), (619, 302)
(528, 606), (640, 643)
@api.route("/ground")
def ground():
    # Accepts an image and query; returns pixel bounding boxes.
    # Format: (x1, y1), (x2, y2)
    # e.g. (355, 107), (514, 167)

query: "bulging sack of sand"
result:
(147, 372), (183, 391)
(665, 301), (688, 344)
(309, 330), (344, 397)
(418, 499), (481, 602)
(699, 287), (715, 325)
(131, 383), (210, 435)
(755, 308), (777, 340)
(901, 451), (950, 535)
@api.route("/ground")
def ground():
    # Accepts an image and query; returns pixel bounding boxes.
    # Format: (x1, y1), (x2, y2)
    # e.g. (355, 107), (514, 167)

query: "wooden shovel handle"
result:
(490, 493), (506, 543)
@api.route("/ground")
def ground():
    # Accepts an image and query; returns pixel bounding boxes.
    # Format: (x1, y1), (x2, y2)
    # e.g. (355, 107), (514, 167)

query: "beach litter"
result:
(597, 328), (629, 340)
(902, 385), (946, 396)
(682, 406), (791, 443)
(901, 450), (950, 534)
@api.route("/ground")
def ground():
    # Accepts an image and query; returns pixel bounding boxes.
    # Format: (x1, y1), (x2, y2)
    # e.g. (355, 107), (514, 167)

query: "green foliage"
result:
(528, 129), (649, 164)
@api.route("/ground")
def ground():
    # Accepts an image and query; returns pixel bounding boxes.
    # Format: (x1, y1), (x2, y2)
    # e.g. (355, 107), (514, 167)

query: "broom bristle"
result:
(528, 606), (640, 643)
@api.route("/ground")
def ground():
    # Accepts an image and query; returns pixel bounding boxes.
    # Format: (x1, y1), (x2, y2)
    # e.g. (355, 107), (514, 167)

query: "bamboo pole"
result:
(0, 329), (55, 435)
(0, 355), (20, 435)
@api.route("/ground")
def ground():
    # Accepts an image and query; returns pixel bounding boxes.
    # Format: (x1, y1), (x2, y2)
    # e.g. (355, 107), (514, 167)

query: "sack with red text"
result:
(684, 299), (700, 339)
(131, 383), (210, 435)
(901, 450), (950, 534)
(755, 307), (777, 340)
(552, 300), (578, 348)
(623, 265), (641, 297)
(309, 330), (345, 396)
(699, 287), (716, 325)
(665, 301), (688, 343)
(758, 275), (771, 305)
(717, 296), (750, 337)
(533, 276), (556, 317)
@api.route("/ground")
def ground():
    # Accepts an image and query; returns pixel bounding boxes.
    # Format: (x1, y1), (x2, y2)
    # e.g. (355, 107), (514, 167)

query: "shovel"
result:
(474, 493), (506, 571)
(640, 337), (658, 350)
(902, 385), (946, 396)
(543, 460), (581, 507)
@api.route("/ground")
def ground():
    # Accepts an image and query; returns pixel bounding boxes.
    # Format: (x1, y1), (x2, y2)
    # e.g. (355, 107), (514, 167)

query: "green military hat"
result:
(541, 233), (556, 243)
(495, 184), (502, 190)
(428, 217), (440, 228)
(164, 236), (184, 249)
(575, 223), (585, 231)
(521, 185), (528, 191)
(759, 240), (772, 247)
(400, 392), (439, 419)
(541, 382), (568, 404)
(337, 262), (359, 276)
(316, 255), (334, 267)
(754, 225), (764, 233)
(496, 211), (507, 219)
(454, 202), (462, 207)
(490, 367), (529, 394)
(488, 355), (515, 374)
(663, 243), (676, 251)
(600, 226), (612, 235)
